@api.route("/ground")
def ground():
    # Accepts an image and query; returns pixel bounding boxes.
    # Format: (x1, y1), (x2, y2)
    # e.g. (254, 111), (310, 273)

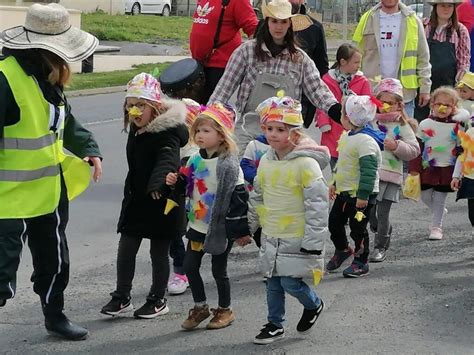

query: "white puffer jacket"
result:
(248, 138), (330, 278)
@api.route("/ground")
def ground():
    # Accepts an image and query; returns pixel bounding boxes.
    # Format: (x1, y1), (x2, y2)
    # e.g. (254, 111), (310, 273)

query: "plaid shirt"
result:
(209, 40), (337, 113)
(425, 22), (471, 78)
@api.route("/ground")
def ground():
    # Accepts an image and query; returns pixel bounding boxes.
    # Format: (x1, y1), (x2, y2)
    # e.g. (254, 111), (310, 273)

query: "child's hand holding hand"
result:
(329, 185), (336, 200)
(384, 137), (398, 151)
(451, 177), (461, 191)
(356, 198), (368, 209)
(236, 235), (252, 247)
(166, 172), (178, 186)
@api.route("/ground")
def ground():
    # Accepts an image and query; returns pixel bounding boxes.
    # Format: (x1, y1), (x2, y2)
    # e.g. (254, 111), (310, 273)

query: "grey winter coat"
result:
(248, 138), (330, 279)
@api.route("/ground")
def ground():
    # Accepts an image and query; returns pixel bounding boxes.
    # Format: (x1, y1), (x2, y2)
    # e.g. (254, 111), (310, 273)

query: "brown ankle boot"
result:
(206, 308), (235, 329)
(181, 305), (211, 330)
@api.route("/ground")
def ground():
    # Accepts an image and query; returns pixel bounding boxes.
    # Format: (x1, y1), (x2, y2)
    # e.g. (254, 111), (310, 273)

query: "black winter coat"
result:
(117, 100), (189, 239)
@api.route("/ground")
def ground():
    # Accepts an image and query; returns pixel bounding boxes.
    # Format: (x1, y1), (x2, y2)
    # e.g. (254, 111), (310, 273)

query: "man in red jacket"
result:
(190, 0), (258, 104)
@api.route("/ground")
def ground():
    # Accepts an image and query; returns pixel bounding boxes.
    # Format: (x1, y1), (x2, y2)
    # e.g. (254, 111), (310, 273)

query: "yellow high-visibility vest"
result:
(353, 9), (419, 89)
(0, 56), (90, 218)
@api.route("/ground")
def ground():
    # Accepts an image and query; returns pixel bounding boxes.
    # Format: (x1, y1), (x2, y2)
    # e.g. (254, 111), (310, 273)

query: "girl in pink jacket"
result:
(316, 44), (372, 169)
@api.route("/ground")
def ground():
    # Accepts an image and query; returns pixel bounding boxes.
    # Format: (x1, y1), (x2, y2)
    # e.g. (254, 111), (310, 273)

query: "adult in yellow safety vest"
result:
(353, 0), (432, 118)
(0, 3), (102, 341)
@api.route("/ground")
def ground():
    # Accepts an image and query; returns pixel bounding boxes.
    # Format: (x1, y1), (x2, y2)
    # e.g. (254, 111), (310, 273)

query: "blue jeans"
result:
(266, 276), (321, 328)
(404, 99), (415, 118)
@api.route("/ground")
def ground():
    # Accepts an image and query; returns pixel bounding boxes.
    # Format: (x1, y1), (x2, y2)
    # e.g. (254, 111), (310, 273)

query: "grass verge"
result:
(82, 12), (355, 43)
(67, 62), (170, 91)
(82, 13), (192, 43)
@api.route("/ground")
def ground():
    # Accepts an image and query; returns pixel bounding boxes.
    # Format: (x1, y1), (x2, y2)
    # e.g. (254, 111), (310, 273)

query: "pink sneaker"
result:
(167, 273), (189, 295)
(429, 227), (443, 240)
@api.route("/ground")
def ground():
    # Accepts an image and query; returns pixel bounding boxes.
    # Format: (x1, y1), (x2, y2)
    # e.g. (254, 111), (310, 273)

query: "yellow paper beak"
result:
(128, 106), (143, 118)
(354, 211), (366, 222)
(382, 102), (391, 113)
(312, 269), (323, 286)
(276, 89), (285, 98)
(164, 199), (178, 215)
(438, 105), (448, 113)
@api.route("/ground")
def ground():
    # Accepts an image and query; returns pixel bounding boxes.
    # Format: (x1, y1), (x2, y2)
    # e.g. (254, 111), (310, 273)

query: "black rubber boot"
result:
(44, 312), (89, 341)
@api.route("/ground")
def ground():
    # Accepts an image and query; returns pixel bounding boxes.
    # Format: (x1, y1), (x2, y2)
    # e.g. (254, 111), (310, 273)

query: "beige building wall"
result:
(0, 1), (125, 14)
(60, 0), (125, 14)
(0, 5), (81, 32)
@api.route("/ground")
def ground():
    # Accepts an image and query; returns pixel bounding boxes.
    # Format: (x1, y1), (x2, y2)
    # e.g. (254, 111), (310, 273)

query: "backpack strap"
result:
(202, 0), (231, 64)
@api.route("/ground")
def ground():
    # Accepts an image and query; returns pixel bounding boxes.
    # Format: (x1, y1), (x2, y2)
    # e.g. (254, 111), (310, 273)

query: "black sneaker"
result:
(134, 298), (169, 319)
(0, 299), (6, 307)
(342, 260), (369, 278)
(296, 300), (324, 334)
(254, 322), (284, 345)
(326, 247), (353, 272)
(101, 296), (133, 316)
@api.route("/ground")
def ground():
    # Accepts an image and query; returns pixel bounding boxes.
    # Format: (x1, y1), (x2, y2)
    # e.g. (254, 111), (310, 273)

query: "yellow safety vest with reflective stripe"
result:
(0, 56), (90, 218)
(353, 9), (419, 89)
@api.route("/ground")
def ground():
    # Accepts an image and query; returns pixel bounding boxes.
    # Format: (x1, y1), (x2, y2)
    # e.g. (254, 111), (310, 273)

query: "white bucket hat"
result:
(261, 0), (296, 20)
(0, 3), (98, 63)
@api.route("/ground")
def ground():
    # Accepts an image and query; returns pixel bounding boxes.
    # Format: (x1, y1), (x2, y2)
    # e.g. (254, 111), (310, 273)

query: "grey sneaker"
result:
(369, 248), (386, 263)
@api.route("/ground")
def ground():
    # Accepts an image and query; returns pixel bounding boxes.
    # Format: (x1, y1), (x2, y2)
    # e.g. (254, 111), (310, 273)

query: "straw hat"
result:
(427, 0), (463, 4)
(261, 0), (296, 20)
(0, 3), (98, 63)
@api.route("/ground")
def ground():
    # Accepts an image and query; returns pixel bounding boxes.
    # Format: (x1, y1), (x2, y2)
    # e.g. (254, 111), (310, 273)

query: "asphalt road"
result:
(0, 93), (473, 354)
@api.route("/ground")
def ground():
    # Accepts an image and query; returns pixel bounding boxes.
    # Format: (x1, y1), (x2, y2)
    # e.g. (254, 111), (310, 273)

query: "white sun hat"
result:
(0, 3), (98, 63)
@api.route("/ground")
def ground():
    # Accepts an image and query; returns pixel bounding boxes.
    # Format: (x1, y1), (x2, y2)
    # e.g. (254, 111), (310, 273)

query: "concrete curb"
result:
(66, 85), (126, 97)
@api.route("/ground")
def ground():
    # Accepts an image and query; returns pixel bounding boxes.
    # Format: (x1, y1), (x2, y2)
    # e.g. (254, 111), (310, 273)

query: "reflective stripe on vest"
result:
(400, 15), (419, 89)
(0, 165), (60, 181)
(353, 9), (419, 89)
(0, 56), (61, 218)
(0, 133), (56, 150)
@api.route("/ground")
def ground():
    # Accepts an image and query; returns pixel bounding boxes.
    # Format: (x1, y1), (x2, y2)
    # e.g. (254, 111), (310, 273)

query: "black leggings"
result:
(114, 234), (171, 301)
(202, 67), (225, 105)
(469, 199), (474, 226)
(184, 240), (233, 308)
(329, 195), (374, 264)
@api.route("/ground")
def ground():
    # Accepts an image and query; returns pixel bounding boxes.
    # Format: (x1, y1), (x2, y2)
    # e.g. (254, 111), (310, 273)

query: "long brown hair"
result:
(255, 17), (301, 63)
(429, 4), (459, 31)
(39, 50), (71, 86)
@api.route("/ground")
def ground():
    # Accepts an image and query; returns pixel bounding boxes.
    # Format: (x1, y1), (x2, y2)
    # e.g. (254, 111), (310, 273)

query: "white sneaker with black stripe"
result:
(254, 323), (284, 344)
